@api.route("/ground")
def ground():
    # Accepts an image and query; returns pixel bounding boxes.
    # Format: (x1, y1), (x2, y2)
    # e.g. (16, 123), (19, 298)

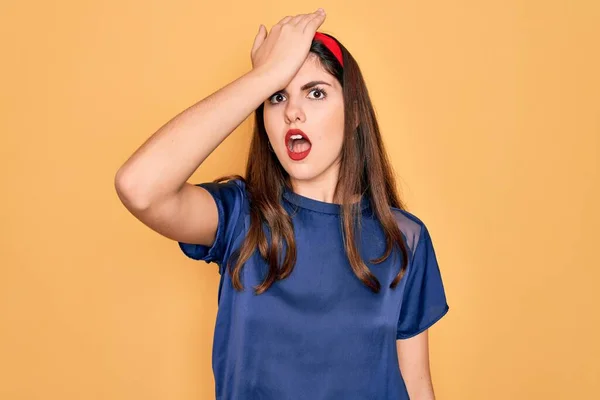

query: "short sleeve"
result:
(396, 223), (450, 339)
(178, 179), (246, 267)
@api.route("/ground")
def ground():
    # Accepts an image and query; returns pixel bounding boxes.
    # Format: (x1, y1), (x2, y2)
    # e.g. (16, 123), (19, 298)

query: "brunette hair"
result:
(215, 33), (409, 294)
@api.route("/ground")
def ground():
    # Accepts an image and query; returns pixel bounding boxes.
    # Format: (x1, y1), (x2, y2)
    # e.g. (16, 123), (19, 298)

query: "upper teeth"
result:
(290, 134), (303, 140)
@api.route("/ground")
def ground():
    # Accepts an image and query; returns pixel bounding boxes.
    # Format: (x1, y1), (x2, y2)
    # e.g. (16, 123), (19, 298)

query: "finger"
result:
(293, 9), (321, 26)
(275, 15), (293, 26)
(251, 24), (266, 55)
(304, 10), (326, 34)
(293, 15), (311, 26)
(290, 14), (307, 26)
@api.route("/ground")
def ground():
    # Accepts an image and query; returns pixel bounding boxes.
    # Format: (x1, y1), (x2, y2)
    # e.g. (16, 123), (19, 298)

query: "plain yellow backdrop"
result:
(1, 0), (598, 399)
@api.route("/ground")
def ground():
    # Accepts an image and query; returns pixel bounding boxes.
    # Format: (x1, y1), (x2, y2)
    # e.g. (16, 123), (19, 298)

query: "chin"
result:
(279, 151), (341, 181)
(280, 162), (320, 181)
(283, 166), (316, 181)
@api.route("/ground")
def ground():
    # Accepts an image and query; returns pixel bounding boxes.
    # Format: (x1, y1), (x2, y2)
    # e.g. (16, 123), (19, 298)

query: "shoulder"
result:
(200, 177), (250, 211)
(202, 176), (247, 194)
(390, 207), (427, 252)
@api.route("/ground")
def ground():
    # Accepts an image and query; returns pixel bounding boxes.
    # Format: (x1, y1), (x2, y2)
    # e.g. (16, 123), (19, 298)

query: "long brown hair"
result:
(216, 33), (409, 294)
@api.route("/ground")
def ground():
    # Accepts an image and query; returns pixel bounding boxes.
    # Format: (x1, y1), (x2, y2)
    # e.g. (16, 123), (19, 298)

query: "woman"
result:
(115, 8), (450, 400)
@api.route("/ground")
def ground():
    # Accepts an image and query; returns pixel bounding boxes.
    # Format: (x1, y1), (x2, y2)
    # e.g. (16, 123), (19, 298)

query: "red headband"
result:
(314, 32), (344, 67)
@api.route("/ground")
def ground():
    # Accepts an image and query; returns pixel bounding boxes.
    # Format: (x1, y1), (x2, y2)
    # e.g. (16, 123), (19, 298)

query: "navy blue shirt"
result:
(179, 178), (449, 400)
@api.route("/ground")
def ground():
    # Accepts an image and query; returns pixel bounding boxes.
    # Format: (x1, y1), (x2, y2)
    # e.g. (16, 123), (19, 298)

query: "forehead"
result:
(285, 54), (339, 89)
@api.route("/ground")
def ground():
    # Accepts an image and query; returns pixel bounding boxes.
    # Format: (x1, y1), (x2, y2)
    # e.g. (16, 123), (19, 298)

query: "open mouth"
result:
(285, 129), (312, 161)
(287, 134), (311, 153)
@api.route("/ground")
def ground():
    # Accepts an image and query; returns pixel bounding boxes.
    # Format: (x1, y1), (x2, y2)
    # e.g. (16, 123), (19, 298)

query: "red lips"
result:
(285, 129), (312, 161)
(285, 129), (311, 144)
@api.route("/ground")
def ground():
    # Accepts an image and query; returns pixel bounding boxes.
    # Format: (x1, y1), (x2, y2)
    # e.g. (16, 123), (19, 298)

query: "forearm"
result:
(115, 66), (278, 208)
(405, 380), (435, 400)
(397, 332), (436, 400)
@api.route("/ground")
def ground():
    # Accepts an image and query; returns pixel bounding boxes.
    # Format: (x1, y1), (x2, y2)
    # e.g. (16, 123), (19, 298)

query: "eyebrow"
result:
(277, 80), (332, 96)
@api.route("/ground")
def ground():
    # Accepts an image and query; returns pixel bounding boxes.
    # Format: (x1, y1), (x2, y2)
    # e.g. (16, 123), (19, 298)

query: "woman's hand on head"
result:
(250, 8), (326, 89)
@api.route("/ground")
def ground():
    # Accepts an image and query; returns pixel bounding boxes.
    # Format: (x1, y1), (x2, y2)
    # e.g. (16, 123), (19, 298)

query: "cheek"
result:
(262, 109), (281, 140)
(314, 106), (345, 149)
(312, 133), (343, 162)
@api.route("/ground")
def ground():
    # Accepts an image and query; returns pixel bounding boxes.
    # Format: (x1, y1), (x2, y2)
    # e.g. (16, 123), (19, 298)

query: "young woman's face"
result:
(262, 54), (345, 184)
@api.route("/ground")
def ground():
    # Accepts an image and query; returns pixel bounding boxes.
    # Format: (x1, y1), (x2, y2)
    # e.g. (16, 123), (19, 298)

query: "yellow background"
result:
(1, 1), (598, 399)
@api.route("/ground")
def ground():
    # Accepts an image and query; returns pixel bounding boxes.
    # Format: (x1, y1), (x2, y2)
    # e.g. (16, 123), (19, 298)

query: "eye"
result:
(308, 87), (327, 100)
(269, 93), (285, 104)
(267, 87), (328, 105)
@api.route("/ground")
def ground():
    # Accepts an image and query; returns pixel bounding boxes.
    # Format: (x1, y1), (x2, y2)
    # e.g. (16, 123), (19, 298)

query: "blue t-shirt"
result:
(179, 178), (449, 400)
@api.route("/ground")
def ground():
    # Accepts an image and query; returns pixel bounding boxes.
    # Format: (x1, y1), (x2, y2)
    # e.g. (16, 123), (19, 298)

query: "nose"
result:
(284, 99), (306, 124)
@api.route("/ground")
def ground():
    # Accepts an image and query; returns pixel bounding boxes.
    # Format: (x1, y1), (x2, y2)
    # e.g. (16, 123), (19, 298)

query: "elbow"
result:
(114, 167), (152, 211)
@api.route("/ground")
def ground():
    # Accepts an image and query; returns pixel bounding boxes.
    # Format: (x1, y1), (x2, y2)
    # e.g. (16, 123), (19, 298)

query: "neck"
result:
(288, 164), (361, 205)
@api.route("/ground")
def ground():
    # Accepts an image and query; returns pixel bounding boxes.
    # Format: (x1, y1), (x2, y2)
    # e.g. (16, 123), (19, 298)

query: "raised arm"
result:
(114, 66), (278, 245)
(114, 10), (327, 246)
